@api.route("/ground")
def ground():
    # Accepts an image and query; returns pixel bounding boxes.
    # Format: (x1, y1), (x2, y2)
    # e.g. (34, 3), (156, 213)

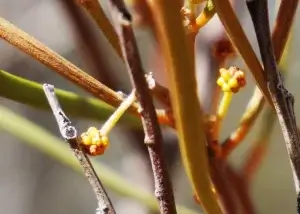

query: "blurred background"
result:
(0, 0), (299, 213)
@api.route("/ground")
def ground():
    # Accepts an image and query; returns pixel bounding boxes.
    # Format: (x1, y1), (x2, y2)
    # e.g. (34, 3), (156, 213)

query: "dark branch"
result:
(107, 1), (177, 213)
(246, 0), (300, 201)
(43, 84), (115, 214)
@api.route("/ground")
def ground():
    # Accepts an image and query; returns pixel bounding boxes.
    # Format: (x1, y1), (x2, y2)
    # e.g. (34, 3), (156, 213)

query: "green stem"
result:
(0, 105), (197, 214)
(0, 70), (140, 128)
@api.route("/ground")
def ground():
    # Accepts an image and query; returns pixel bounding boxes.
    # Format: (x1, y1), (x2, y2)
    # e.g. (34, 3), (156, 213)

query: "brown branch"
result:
(272, 0), (298, 61)
(247, 0), (300, 195)
(210, 159), (238, 214)
(74, 0), (122, 57)
(63, 1), (117, 87)
(0, 16), (172, 126)
(43, 84), (115, 214)
(225, 164), (256, 214)
(107, 1), (177, 213)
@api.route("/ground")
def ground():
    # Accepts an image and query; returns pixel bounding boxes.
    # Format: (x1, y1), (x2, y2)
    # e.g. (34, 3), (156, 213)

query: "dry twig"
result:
(0, 16), (172, 126)
(108, 1), (177, 213)
(43, 84), (115, 214)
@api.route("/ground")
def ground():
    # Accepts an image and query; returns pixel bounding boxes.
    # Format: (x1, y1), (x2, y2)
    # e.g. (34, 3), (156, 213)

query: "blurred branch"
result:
(0, 17), (172, 126)
(75, 0), (122, 57)
(150, 0), (222, 213)
(221, 1), (296, 157)
(221, 88), (264, 158)
(0, 105), (198, 214)
(225, 164), (256, 214)
(62, 1), (117, 87)
(43, 84), (115, 214)
(247, 0), (300, 195)
(210, 0), (273, 108)
(272, 0), (298, 61)
(0, 17), (128, 111)
(106, 1), (177, 213)
(210, 159), (237, 214)
(242, 105), (275, 182)
(0, 70), (140, 127)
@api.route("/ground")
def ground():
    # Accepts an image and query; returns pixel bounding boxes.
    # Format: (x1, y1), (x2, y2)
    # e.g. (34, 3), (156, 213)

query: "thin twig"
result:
(247, 0), (300, 195)
(210, 159), (237, 214)
(74, 0), (122, 57)
(225, 164), (256, 214)
(221, 88), (264, 158)
(0, 17), (172, 126)
(43, 84), (115, 214)
(242, 105), (276, 182)
(107, 1), (177, 213)
(210, 0), (273, 108)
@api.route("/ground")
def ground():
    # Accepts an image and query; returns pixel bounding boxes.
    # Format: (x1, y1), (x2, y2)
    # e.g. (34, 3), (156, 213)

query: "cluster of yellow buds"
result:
(217, 66), (246, 93)
(79, 90), (136, 156)
(216, 66), (246, 119)
(80, 127), (110, 156)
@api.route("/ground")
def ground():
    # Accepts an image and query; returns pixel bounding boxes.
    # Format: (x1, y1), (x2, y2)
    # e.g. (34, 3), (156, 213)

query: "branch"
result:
(149, 0), (222, 213)
(43, 84), (115, 214)
(74, 0), (122, 57)
(272, 0), (298, 61)
(221, 0), (297, 157)
(62, 1), (117, 87)
(0, 17), (172, 126)
(247, 0), (300, 195)
(210, 0), (273, 108)
(242, 105), (276, 182)
(0, 70), (140, 127)
(107, 1), (177, 213)
(0, 17), (127, 111)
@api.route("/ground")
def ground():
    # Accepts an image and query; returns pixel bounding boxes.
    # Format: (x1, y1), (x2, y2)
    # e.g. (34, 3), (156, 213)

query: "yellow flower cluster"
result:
(217, 67), (246, 93)
(80, 127), (110, 156)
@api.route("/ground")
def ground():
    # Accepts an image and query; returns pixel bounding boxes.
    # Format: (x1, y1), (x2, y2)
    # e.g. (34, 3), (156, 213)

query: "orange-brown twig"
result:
(0, 17), (172, 126)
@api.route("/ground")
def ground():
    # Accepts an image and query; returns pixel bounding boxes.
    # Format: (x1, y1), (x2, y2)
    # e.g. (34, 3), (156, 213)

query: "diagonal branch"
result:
(272, 0), (298, 61)
(0, 17), (172, 126)
(247, 0), (300, 196)
(221, 0), (297, 157)
(210, 0), (273, 108)
(74, 0), (122, 57)
(105, 1), (177, 213)
(43, 84), (115, 214)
